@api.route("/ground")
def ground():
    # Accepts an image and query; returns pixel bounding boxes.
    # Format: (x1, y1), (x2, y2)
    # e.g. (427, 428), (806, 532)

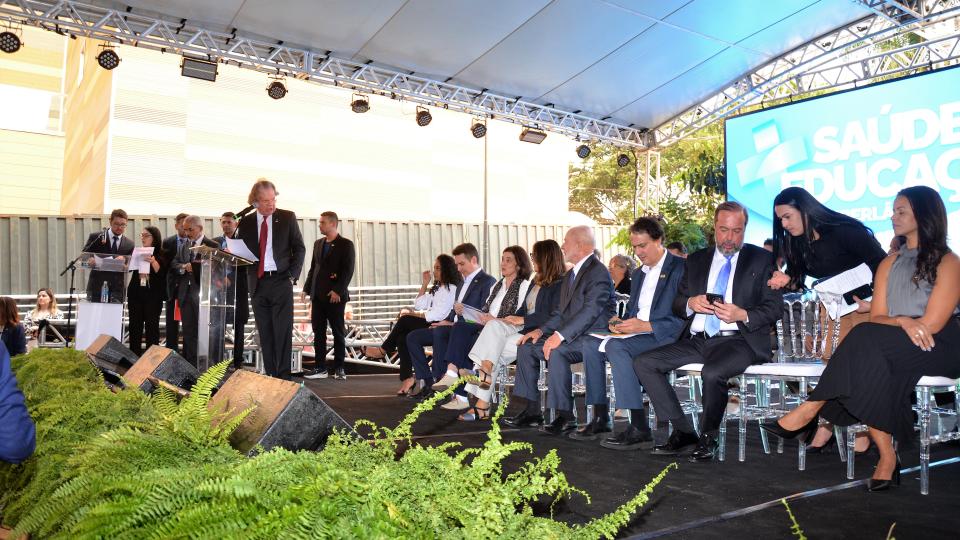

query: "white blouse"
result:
(414, 284), (457, 322)
(485, 278), (532, 316)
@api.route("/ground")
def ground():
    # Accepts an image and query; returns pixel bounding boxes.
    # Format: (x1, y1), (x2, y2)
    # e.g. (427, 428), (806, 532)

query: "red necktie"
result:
(257, 218), (268, 278)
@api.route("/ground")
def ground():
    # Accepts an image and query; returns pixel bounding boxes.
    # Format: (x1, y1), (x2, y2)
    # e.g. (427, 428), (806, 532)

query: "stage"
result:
(299, 371), (960, 539)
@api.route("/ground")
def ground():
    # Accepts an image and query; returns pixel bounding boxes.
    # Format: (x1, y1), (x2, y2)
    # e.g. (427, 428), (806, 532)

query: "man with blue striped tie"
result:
(632, 201), (783, 462)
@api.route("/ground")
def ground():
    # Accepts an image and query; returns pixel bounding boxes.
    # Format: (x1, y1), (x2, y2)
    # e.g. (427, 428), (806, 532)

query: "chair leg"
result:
(846, 425), (857, 480)
(834, 425), (846, 463)
(718, 413), (726, 462)
(921, 386), (931, 495)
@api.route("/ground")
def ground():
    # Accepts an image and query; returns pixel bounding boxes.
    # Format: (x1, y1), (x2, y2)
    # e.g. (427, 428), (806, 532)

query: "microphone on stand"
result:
(235, 202), (258, 219)
(99, 227), (109, 245)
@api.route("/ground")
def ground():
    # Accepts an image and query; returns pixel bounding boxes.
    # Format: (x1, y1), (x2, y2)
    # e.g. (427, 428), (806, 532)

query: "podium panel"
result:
(76, 302), (124, 350)
(75, 251), (129, 350)
(192, 246), (253, 372)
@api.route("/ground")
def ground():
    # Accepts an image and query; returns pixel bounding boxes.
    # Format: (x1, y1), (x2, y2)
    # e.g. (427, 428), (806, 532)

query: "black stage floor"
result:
(297, 370), (960, 539)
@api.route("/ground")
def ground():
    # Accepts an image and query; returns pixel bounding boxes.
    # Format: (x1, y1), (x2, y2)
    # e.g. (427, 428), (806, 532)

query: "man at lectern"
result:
(82, 209), (134, 303)
(173, 215), (218, 367)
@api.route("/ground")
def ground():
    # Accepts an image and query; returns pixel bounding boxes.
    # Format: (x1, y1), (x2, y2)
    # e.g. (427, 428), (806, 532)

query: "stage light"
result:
(0, 31), (21, 54)
(351, 93), (369, 113)
(470, 118), (487, 138)
(415, 106), (432, 126)
(576, 144), (591, 159)
(266, 78), (287, 100)
(181, 56), (218, 81)
(519, 127), (547, 144)
(617, 153), (630, 167)
(97, 46), (120, 70)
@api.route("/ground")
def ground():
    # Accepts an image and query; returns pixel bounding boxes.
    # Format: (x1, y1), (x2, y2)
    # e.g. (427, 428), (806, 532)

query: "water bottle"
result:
(100, 281), (109, 303)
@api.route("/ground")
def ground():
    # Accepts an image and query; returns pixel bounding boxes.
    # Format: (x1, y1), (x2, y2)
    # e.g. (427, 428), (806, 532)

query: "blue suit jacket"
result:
(623, 252), (685, 347)
(0, 341), (35, 464)
(542, 255), (615, 342)
(445, 269), (496, 322)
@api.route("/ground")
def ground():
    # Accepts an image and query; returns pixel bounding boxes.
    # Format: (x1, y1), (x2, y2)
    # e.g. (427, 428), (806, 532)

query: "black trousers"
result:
(165, 298), (179, 353)
(231, 297), (250, 368)
(633, 334), (757, 435)
(382, 315), (430, 380)
(252, 275), (294, 380)
(312, 300), (346, 372)
(179, 292), (200, 368)
(128, 297), (163, 356)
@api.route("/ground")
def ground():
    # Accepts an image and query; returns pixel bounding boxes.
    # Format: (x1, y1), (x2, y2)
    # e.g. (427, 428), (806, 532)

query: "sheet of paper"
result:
(460, 304), (484, 324)
(93, 254), (126, 272)
(813, 263), (873, 318)
(130, 247), (154, 274)
(224, 238), (258, 262)
(590, 331), (652, 353)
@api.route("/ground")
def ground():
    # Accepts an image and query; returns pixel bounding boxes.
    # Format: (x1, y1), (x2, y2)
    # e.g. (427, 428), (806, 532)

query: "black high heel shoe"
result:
(805, 433), (836, 454)
(867, 456), (902, 492)
(760, 414), (819, 442)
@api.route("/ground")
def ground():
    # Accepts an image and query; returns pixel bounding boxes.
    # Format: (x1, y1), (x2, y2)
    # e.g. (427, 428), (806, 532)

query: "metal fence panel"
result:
(0, 215), (623, 294)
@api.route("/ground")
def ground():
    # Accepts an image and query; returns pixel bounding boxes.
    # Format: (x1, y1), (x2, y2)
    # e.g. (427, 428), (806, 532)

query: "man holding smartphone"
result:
(632, 202), (783, 462)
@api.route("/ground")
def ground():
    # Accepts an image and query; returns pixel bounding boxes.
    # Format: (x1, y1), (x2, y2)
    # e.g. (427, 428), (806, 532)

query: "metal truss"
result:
(0, 0), (647, 147)
(651, 1), (960, 147)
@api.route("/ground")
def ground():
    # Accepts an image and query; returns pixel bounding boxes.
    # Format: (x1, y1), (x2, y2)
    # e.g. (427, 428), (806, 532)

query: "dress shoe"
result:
(503, 410), (544, 428)
(867, 457), (901, 492)
(689, 433), (720, 462)
(568, 417), (612, 441)
(760, 414), (819, 442)
(601, 425), (655, 451)
(434, 372), (459, 389)
(651, 429), (699, 456)
(408, 384), (436, 401)
(539, 416), (578, 436)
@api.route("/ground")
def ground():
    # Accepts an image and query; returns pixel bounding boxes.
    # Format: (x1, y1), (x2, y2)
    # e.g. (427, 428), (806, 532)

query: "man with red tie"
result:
(237, 179), (305, 380)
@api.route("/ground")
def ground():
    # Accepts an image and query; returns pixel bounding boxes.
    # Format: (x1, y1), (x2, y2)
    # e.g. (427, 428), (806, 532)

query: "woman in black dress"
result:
(768, 186), (887, 451)
(763, 186), (960, 491)
(127, 226), (168, 356)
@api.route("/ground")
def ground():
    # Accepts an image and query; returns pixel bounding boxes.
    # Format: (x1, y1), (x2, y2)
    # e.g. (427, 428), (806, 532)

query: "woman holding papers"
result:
(363, 254), (460, 395)
(768, 186), (887, 451)
(126, 226), (168, 356)
(457, 241), (565, 421)
(763, 186), (960, 491)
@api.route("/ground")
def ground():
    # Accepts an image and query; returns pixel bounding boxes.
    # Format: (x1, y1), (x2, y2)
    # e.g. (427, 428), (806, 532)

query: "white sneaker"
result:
(303, 370), (328, 380)
(440, 396), (470, 410)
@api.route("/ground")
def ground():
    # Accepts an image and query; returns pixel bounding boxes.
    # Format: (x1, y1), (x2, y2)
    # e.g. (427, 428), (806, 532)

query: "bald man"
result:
(505, 226), (615, 435)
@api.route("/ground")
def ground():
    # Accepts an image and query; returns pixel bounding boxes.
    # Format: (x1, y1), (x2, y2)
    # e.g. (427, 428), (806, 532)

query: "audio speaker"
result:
(124, 345), (200, 394)
(84, 334), (138, 375)
(209, 370), (355, 454)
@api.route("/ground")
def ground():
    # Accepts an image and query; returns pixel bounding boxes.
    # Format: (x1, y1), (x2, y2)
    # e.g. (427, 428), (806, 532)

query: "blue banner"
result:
(726, 66), (960, 251)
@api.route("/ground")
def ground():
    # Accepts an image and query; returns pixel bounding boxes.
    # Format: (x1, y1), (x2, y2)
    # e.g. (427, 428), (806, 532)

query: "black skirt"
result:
(810, 318), (960, 441)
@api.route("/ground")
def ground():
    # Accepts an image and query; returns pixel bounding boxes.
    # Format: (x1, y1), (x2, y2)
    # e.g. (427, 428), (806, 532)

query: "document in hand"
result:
(224, 238), (259, 262)
(130, 247), (154, 274)
(813, 263), (873, 319)
(460, 304), (484, 324)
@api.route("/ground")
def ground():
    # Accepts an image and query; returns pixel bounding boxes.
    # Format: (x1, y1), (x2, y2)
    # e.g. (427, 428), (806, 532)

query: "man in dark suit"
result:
(633, 201), (783, 462)
(237, 179), (305, 380)
(576, 217), (685, 448)
(172, 215), (219, 367)
(214, 212), (250, 370)
(407, 242), (496, 401)
(161, 213), (189, 353)
(83, 209), (135, 303)
(504, 226), (615, 435)
(302, 211), (355, 380)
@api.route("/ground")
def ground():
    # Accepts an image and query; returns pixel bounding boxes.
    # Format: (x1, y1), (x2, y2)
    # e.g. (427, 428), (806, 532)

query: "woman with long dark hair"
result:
(363, 254), (461, 395)
(459, 240), (565, 421)
(126, 226), (168, 356)
(762, 186), (960, 491)
(0, 297), (27, 356)
(769, 186), (887, 451)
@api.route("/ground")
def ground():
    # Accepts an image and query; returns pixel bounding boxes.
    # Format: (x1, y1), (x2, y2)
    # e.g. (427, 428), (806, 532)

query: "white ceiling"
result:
(91, 0), (874, 130)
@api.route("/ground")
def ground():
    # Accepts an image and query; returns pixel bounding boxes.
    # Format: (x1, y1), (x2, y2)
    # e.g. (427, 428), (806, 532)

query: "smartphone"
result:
(610, 319), (623, 326)
(705, 293), (725, 305)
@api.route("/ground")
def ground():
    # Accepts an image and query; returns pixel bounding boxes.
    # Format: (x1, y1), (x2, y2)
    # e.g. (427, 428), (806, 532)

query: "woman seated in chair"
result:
(22, 288), (63, 350)
(0, 297), (27, 357)
(458, 240), (565, 421)
(762, 186), (960, 491)
(363, 254), (461, 395)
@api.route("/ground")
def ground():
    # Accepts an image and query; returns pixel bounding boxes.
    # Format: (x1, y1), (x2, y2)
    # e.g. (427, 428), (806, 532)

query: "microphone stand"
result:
(60, 231), (105, 348)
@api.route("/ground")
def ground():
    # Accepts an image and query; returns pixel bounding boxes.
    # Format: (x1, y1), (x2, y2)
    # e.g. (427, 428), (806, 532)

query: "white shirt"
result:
(636, 249), (667, 321)
(414, 284), (456, 322)
(256, 212), (277, 272)
(485, 278), (532, 317)
(690, 248), (741, 333)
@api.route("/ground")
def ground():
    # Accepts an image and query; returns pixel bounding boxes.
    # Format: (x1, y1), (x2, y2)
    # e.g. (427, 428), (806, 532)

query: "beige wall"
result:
(0, 130), (64, 213)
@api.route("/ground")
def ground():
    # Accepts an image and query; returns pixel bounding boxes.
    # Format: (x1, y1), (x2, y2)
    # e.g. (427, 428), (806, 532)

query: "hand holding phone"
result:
(705, 293), (724, 305)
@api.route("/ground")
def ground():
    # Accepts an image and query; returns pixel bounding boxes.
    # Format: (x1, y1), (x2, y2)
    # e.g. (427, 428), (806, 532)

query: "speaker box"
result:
(84, 334), (139, 375)
(209, 370), (355, 455)
(124, 345), (200, 394)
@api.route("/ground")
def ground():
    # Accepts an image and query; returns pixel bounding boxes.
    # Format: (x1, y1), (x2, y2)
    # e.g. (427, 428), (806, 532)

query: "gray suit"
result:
(172, 236), (219, 366)
(512, 255), (614, 412)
